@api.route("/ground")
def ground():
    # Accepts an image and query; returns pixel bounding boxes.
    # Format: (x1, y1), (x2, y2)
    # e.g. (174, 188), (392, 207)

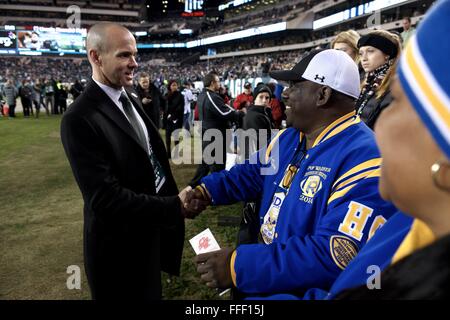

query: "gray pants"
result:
(44, 95), (54, 114)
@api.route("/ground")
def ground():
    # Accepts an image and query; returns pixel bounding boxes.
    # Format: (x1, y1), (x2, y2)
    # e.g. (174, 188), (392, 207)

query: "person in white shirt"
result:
(182, 81), (194, 132)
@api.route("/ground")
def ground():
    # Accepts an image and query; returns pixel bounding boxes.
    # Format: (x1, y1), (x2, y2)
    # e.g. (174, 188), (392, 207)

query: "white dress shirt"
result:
(92, 77), (151, 155)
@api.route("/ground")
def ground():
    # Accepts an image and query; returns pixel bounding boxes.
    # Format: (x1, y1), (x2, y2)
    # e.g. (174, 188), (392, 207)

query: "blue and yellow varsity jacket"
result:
(303, 212), (413, 300)
(201, 112), (398, 297)
(303, 211), (435, 300)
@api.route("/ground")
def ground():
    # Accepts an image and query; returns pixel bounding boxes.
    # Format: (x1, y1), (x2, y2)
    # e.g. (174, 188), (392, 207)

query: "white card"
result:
(189, 228), (221, 255)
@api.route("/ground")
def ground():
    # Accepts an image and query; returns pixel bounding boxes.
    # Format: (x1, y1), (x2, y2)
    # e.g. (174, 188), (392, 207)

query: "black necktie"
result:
(119, 91), (166, 192)
(119, 92), (148, 151)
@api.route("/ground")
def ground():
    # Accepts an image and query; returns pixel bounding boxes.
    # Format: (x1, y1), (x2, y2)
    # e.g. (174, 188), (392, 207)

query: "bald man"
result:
(60, 23), (187, 300)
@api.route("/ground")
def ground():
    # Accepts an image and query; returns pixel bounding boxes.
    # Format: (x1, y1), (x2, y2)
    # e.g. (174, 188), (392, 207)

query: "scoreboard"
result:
(0, 30), (17, 55)
(0, 25), (86, 56)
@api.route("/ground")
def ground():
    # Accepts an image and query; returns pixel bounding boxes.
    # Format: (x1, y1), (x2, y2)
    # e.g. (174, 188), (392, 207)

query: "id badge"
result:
(260, 191), (286, 244)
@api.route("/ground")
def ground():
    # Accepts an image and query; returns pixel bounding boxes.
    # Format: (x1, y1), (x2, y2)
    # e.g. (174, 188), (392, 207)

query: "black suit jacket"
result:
(136, 83), (162, 129)
(60, 80), (184, 300)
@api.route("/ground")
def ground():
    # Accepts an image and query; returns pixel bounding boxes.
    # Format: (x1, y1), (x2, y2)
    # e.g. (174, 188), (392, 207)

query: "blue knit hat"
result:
(397, 0), (450, 159)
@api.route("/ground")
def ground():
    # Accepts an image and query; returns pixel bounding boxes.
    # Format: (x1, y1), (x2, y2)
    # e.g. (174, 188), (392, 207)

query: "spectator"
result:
(331, 30), (360, 63)
(219, 84), (231, 105)
(54, 80), (62, 115)
(260, 58), (271, 77)
(181, 81), (194, 132)
(335, 1), (450, 299)
(19, 79), (33, 117)
(188, 72), (245, 187)
(184, 50), (397, 299)
(241, 84), (274, 160)
(33, 78), (50, 118)
(32, 79), (41, 118)
(70, 80), (84, 101)
(331, 29), (365, 80)
(355, 30), (402, 129)
(401, 17), (415, 45)
(267, 81), (285, 129)
(136, 72), (162, 129)
(58, 83), (68, 114)
(164, 80), (184, 159)
(44, 79), (55, 115)
(0, 90), (4, 117)
(189, 87), (198, 133)
(233, 82), (253, 110)
(1, 79), (18, 117)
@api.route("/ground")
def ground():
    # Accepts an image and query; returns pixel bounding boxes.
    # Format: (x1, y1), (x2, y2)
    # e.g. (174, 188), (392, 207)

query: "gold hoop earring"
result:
(431, 161), (450, 192)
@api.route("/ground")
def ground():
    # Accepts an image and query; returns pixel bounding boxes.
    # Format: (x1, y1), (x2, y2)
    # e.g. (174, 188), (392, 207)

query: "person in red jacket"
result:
(267, 82), (286, 129)
(219, 84), (232, 105)
(233, 82), (253, 110)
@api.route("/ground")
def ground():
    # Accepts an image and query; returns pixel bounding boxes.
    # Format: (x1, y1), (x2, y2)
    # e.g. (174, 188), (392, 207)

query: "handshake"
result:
(178, 184), (212, 219)
(179, 185), (235, 290)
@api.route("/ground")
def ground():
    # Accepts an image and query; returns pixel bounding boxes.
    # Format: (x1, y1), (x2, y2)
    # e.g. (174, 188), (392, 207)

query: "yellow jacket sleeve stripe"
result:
(230, 250), (237, 287)
(333, 166), (381, 192)
(328, 168), (381, 204)
(332, 158), (382, 190)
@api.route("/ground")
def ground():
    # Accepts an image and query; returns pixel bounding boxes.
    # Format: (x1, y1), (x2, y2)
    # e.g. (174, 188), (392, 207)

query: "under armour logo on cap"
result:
(314, 74), (325, 83)
(269, 49), (361, 99)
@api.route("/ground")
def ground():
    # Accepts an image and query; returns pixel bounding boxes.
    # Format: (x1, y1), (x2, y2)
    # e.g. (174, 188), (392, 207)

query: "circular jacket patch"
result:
(330, 235), (359, 270)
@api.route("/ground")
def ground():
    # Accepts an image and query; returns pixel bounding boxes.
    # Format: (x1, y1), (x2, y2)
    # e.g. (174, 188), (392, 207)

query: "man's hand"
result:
(178, 185), (211, 219)
(178, 186), (192, 206)
(142, 97), (152, 104)
(195, 247), (235, 289)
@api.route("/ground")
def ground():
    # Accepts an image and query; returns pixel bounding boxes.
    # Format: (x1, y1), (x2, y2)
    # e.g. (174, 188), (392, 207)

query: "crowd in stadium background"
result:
(0, 0), (432, 120)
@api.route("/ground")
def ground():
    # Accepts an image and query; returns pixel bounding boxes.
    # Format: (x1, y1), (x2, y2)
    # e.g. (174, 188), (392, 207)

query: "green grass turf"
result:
(0, 114), (241, 300)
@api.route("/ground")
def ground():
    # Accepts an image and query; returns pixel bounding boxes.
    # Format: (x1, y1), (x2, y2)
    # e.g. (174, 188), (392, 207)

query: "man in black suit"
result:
(60, 23), (199, 300)
(136, 72), (162, 129)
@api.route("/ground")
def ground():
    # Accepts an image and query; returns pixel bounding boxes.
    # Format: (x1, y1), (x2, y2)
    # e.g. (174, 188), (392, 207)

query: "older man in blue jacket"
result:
(183, 49), (398, 299)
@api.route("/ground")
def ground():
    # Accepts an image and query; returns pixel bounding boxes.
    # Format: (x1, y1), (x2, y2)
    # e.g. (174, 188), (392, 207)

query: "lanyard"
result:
(260, 137), (307, 244)
(280, 138), (307, 190)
